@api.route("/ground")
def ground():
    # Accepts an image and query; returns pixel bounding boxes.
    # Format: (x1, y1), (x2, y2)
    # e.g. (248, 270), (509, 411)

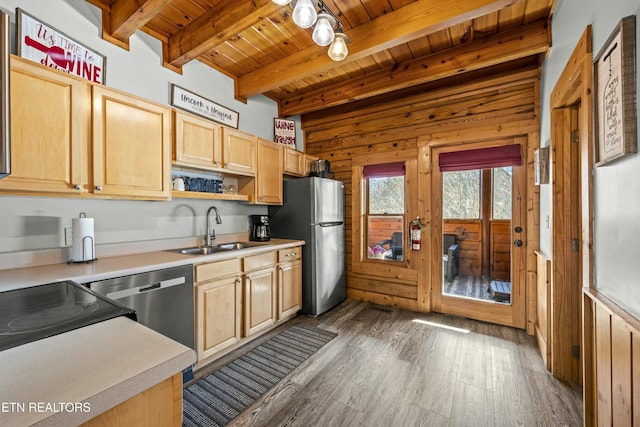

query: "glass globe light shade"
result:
(328, 32), (349, 61)
(292, 0), (317, 28)
(272, 0), (291, 5)
(312, 12), (336, 46)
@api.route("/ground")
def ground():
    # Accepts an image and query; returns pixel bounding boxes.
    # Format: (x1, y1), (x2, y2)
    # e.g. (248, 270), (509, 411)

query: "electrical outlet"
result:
(64, 227), (73, 246)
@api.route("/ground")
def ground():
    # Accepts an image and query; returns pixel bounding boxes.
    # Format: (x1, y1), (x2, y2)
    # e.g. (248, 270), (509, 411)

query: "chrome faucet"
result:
(205, 206), (222, 246)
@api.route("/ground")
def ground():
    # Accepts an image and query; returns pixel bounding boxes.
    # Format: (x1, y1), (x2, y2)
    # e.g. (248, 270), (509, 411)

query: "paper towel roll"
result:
(71, 216), (95, 262)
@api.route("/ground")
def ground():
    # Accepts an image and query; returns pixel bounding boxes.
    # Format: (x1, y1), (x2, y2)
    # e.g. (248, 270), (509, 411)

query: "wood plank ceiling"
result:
(86, 0), (555, 117)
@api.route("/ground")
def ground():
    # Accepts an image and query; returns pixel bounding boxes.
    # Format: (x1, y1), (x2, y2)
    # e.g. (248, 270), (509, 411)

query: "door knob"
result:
(514, 239), (523, 247)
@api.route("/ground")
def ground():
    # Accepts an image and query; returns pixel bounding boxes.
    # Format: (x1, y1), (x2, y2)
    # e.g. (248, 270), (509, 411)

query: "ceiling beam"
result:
(237, 0), (523, 99)
(279, 19), (550, 116)
(167, 0), (282, 68)
(107, 0), (170, 43)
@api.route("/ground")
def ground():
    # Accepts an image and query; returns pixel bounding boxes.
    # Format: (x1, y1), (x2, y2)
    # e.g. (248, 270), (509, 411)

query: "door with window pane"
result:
(431, 140), (526, 329)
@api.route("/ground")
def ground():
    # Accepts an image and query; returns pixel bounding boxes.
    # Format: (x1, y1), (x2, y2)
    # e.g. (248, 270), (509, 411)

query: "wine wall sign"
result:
(16, 8), (105, 84)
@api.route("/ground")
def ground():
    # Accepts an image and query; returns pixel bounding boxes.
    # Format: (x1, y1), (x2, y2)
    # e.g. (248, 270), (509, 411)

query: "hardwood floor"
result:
(192, 299), (583, 426)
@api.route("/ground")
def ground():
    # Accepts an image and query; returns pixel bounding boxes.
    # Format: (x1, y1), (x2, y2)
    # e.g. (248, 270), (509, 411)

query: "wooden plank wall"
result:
(443, 220), (482, 276)
(302, 65), (539, 312)
(490, 220), (511, 280)
(583, 288), (640, 426)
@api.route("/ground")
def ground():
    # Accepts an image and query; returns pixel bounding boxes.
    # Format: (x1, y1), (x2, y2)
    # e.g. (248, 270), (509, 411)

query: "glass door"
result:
(431, 140), (526, 328)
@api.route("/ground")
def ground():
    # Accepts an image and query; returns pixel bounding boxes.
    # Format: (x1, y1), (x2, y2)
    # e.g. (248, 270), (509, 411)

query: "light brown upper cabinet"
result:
(0, 56), (90, 195)
(283, 147), (305, 176)
(92, 86), (172, 200)
(221, 127), (256, 176)
(173, 111), (223, 170)
(255, 138), (283, 205)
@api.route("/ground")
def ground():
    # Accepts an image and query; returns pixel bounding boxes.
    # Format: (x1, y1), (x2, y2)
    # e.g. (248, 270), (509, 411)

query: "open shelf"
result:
(171, 191), (250, 201)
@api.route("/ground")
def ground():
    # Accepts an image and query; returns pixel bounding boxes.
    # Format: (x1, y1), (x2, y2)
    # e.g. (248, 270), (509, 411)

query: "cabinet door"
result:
(221, 128), (256, 175)
(0, 58), (89, 194)
(244, 267), (276, 337)
(196, 275), (242, 361)
(174, 111), (222, 169)
(255, 138), (283, 205)
(92, 86), (171, 199)
(278, 259), (302, 320)
(283, 147), (304, 176)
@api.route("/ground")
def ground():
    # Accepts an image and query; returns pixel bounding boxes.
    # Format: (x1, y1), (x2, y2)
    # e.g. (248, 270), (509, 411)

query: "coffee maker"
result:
(249, 215), (271, 241)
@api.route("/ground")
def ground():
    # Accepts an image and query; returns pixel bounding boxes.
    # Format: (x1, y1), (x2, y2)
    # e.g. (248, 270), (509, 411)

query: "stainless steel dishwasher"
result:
(87, 265), (194, 350)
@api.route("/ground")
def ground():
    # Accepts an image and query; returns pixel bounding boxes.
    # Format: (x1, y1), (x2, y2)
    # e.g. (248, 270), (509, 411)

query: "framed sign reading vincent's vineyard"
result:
(16, 8), (106, 84)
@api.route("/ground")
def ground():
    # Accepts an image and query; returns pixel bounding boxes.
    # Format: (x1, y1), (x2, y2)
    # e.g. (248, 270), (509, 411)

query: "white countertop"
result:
(0, 238), (305, 292)
(0, 238), (305, 426)
(0, 316), (196, 426)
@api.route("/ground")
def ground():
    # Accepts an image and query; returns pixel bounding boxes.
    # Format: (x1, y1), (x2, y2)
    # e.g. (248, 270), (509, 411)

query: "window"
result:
(364, 162), (405, 261)
(492, 167), (512, 220)
(443, 170), (480, 219)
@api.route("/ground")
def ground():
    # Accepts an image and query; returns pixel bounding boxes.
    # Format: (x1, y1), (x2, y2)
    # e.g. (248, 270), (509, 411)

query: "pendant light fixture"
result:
(312, 11), (336, 46)
(291, 0), (317, 28)
(272, 0), (351, 60)
(328, 29), (349, 61)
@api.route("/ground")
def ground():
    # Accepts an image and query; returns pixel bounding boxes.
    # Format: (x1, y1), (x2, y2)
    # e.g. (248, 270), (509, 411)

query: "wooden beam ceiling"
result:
(108, 0), (170, 42)
(236, 0), (524, 99)
(166, 0), (283, 68)
(279, 19), (549, 116)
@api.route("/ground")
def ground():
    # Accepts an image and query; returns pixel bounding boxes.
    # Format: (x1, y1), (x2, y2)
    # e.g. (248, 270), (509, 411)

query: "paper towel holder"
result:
(68, 212), (98, 264)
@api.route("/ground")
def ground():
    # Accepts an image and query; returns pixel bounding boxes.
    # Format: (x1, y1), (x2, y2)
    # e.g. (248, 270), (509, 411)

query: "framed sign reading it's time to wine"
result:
(16, 8), (106, 84)
(593, 15), (637, 166)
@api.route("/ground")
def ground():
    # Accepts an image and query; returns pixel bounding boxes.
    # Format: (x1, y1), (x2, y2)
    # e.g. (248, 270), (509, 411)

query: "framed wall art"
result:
(16, 8), (105, 84)
(534, 146), (549, 185)
(274, 118), (296, 147)
(171, 84), (239, 128)
(593, 15), (637, 166)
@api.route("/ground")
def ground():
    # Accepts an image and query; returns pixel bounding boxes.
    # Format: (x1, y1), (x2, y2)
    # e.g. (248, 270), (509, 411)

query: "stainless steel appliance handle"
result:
(105, 276), (186, 300)
(0, 11), (11, 180)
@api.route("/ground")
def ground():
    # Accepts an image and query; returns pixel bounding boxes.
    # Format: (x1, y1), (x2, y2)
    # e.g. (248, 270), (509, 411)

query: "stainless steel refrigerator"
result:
(269, 177), (347, 316)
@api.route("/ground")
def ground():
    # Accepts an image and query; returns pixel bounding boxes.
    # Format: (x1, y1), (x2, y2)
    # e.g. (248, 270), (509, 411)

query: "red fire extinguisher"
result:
(410, 217), (423, 251)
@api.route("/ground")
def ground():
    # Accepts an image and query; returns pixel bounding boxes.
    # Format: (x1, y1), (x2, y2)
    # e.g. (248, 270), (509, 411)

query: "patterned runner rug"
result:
(183, 323), (337, 427)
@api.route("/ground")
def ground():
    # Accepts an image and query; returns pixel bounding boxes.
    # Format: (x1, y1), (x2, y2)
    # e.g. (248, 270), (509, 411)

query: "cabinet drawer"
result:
(195, 258), (241, 283)
(278, 246), (301, 262)
(244, 251), (276, 272)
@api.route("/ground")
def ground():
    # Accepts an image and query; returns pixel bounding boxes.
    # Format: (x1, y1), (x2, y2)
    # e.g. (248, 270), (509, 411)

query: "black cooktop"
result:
(0, 280), (136, 352)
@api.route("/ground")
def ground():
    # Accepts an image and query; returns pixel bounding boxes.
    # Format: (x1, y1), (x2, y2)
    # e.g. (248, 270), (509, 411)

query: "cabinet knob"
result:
(224, 162), (230, 168)
(214, 161), (220, 168)
(258, 197), (263, 202)
(73, 184), (81, 190)
(95, 185), (103, 191)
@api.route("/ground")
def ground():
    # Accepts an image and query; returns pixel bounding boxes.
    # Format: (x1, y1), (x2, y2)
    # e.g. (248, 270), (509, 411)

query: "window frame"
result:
(350, 150), (418, 277)
(364, 174), (406, 261)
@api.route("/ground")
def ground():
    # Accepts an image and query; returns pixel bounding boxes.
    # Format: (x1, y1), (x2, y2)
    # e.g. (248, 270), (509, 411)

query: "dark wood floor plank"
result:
(219, 299), (583, 426)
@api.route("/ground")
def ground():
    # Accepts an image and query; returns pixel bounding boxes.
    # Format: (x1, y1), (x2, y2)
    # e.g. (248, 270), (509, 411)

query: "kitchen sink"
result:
(167, 241), (270, 255)
(216, 241), (267, 250)
(168, 246), (232, 255)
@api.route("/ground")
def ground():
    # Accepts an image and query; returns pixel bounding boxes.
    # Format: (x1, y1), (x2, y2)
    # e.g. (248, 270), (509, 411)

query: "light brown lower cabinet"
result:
(244, 252), (277, 337)
(278, 247), (302, 320)
(195, 258), (243, 361)
(194, 247), (302, 364)
(80, 373), (182, 427)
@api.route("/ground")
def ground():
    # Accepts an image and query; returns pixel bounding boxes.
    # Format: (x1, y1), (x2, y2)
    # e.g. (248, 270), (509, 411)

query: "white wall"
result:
(540, 0), (640, 318)
(0, 0), (300, 252)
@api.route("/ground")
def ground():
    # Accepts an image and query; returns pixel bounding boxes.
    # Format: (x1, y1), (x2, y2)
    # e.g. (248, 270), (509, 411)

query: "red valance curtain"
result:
(438, 144), (522, 172)
(363, 161), (405, 178)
